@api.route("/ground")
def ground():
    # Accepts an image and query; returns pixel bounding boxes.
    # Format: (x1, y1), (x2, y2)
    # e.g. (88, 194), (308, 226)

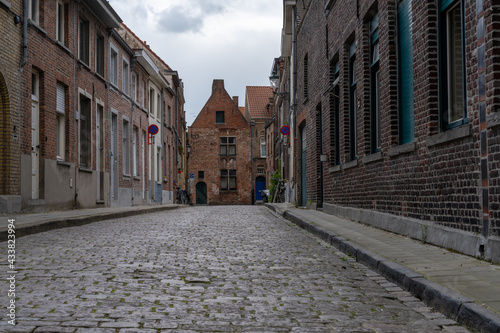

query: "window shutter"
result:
(56, 83), (65, 114)
(398, 0), (415, 144)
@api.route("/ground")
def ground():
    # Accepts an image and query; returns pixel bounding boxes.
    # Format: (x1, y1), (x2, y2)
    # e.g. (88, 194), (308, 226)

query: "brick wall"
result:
(188, 80), (252, 205)
(294, 0), (497, 237)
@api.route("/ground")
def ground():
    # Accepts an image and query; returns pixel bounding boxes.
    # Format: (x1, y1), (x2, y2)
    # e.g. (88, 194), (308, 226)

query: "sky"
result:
(108, 0), (283, 126)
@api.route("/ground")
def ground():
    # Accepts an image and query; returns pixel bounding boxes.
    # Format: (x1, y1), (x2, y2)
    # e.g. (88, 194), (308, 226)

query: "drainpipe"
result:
(73, 0), (79, 208)
(250, 120), (255, 205)
(19, 0), (27, 68)
(292, 4), (298, 207)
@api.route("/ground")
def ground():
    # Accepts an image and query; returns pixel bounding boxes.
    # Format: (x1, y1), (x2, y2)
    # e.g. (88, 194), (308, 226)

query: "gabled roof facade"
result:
(245, 86), (274, 120)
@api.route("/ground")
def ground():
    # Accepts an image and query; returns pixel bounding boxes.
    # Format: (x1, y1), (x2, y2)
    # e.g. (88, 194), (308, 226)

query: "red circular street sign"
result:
(148, 124), (159, 135)
(280, 125), (290, 135)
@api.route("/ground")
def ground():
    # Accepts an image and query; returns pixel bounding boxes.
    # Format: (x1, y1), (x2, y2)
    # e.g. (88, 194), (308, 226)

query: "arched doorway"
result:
(0, 72), (10, 195)
(196, 182), (207, 205)
(255, 176), (266, 201)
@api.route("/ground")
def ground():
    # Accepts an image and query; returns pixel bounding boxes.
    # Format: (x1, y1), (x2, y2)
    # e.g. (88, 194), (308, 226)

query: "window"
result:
(221, 170), (236, 190)
(56, 83), (66, 161)
(110, 46), (118, 86)
(122, 59), (130, 95)
(370, 14), (381, 153)
(56, 1), (65, 43)
(132, 126), (138, 176)
(257, 167), (265, 175)
(28, 0), (39, 24)
(142, 81), (146, 107)
(131, 72), (137, 102)
(157, 93), (161, 118)
(123, 119), (130, 175)
(304, 54), (309, 100)
(260, 137), (266, 157)
(216, 111), (225, 123)
(96, 35), (105, 77)
(330, 58), (340, 165)
(220, 137), (236, 156)
(79, 95), (91, 168)
(78, 16), (90, 65)
(439, 0), (466, 129)
(398, 0), (415, 144)
(348, 40), (357, 161)
(198, 171), (204, 179)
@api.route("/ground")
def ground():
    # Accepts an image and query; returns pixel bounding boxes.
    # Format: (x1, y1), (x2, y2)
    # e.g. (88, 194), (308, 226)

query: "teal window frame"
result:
(398, 0), (415, 145)
(370, 13), (381, 153)
(348, 41), (357, 161)
(439, 0), (467, 130)
(330, 59), (341, 165)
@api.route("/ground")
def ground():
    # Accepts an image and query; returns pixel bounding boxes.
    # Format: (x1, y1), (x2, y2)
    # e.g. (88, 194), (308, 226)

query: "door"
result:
(318, 106), (323, 208)
(255, 176), (266, 201)
(155, 147), (161, 203)
(196, 182), (207, 205)
(96, 106), (104, 201)
(301, 126), (307, 206)
(31, 97), (39, 200)
(111, 114), (118, 200)
(142, 131), (145, 199)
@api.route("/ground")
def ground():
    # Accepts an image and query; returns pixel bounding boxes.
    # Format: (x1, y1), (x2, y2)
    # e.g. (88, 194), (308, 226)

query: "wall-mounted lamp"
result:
(269, 72), (289, 100)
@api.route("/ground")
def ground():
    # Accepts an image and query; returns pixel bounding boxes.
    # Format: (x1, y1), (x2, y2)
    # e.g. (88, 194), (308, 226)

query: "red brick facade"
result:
(188, 80), (252, 205)
(272, 0), (500, 261)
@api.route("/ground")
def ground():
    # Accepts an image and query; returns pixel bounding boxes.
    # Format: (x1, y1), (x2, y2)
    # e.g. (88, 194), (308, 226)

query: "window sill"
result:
(55, 41), (71, 55)
(123, 173), (131, 178)
(487, 112), (500, 129)
(0, 0), (11, 10)
(29, 19), (47, 36)
(134, 176), (140, 181)
(362, 151), (383, 164)
(79, 166), (93, 173)
(57, 160), (72, 167)
(329, 165), (341, 173)
(388, 141), (416, 157)
(95, 72), (106, 83)
(342, 159), (358, 170)
(426, 124), (471, 148)
(77, 60), (91, 72)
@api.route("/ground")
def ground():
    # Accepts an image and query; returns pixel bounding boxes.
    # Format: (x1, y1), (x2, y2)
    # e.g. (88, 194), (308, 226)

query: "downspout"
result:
(250, 121), (255, 205)
(19, 0), (27, 68)
(130, 59), (136, 205)
(292, 4), (298, 206)
(73, 0), (79, 208)
(161, 87), (165, 204)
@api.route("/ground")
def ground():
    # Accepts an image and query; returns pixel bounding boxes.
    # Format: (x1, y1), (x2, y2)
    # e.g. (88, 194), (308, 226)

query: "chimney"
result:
(232, 96), (239, 107)
(212, 79), (224, 94)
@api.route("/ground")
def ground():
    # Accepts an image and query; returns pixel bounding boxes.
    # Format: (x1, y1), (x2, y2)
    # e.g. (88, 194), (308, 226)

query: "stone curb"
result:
(0, 205), (183, 241)
(266, 204), (500, 333)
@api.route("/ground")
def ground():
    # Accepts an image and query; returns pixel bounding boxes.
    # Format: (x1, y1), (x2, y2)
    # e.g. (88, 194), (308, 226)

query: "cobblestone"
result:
(0, 206), (469, 332)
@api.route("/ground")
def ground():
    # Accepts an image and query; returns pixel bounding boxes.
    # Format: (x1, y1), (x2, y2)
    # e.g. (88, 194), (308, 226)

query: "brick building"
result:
(0, 0), (23, 212)
(273, 0), (500, 262)
(0, 0), (185, 212)
(188, 79), (252, 205)
(244, 86), (274, 202)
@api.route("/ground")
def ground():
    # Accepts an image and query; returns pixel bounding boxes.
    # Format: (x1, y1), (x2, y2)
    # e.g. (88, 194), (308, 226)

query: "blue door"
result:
(155, 182), (162, 203)
(255, 176), (266, 201)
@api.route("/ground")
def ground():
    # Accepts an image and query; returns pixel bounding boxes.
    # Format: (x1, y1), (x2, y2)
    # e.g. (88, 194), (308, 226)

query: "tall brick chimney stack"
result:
(232, 96), (239, 106)
(212, 79), (224, 94)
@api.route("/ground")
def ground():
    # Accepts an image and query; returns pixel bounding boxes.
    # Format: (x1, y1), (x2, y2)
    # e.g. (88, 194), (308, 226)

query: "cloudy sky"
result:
(108, 0), (283, 126)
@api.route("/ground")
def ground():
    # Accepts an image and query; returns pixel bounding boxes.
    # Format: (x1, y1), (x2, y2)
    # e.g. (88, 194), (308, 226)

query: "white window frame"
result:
(131, 72), (137, 102)
(56, 83), (66, 161)
(122, 57), (130, 96)
(110, 44), (118, 87)
(28, 0), (39, 24)
(56, 0), (65, 43)
(122, 118), (130, 175)
(132, 126), (138, 176)
(260, 137), (266, 157)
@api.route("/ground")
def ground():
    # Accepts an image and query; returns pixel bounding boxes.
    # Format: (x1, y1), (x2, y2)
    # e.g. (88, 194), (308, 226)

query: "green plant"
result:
(268, 160), (282, 202)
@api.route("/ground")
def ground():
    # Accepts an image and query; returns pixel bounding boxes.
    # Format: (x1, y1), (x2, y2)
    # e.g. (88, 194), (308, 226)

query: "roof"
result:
(121, 23), (172, 70)
(239, 107), (245, 116)
(246, 86), (273, 119)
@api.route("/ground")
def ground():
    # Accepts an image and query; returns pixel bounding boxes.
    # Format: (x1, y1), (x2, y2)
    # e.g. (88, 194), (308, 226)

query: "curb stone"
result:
(267, 205), (500, 333)
(0, 205), (183, 241)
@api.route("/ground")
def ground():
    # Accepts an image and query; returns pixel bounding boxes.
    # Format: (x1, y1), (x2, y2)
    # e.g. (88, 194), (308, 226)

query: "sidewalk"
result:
(0, 204), (183, 240)
(266, 203), (500, 333)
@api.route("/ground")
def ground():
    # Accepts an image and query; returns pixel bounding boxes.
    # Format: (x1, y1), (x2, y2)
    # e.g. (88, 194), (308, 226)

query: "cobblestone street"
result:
(1, 206), (469, 332)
